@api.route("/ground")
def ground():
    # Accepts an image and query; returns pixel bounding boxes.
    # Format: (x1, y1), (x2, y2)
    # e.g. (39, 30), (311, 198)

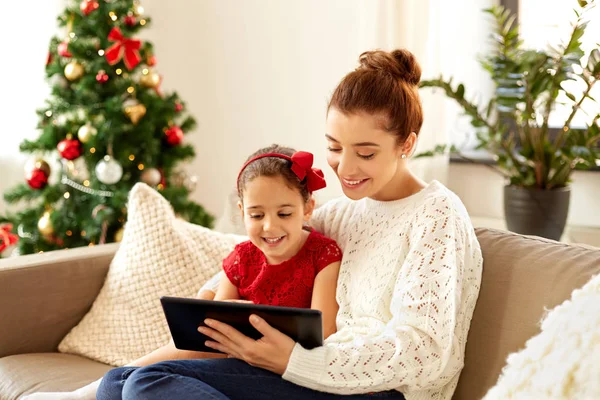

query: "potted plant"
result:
(419, 0), (600, 240)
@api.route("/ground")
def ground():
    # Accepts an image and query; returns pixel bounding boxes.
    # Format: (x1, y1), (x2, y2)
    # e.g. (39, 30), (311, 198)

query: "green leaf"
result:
(577, 0), (588, 7)
(587, 49), (600, 77)
(456, 84), (465, 99)
(565, 92), (577, 102)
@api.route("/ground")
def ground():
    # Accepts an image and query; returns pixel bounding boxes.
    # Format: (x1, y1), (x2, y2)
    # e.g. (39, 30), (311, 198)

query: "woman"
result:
(97, 48), (483, 400)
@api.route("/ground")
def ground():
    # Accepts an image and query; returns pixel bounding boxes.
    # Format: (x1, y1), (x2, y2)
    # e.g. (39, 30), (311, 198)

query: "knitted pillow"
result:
(483, 273), (600, 399)
(58, 183), (243, 366)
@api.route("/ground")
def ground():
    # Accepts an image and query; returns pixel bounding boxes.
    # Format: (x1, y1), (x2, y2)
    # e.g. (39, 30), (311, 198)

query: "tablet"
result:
(160, 296), (323, 353)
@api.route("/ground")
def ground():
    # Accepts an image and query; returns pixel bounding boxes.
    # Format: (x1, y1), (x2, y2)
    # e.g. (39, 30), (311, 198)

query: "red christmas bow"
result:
(105, 28), (142, 70)
(237, 151), (326, 193)
(0, 224), (19, 253)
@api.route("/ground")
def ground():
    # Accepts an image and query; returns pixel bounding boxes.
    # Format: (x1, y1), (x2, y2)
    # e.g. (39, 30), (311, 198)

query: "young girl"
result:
(214, 144), (342, 338)
(25, 145), (342, 400)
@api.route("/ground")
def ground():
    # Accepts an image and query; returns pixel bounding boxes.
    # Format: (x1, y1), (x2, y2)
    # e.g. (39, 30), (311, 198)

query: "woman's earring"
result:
(401, 154), (407, 159)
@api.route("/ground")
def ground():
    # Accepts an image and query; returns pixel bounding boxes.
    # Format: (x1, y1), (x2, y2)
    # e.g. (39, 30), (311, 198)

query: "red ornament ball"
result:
(124, 15), (137, 26)
(174, 102), (183, 112)
(26, 169), (49, 189)
(96, 70), (109, 84)
(57, 42), (72, 58)
(164, 126), (184, 146)
(147, 55), (157, 67)
(46, 52), (53, 66)
(57, 138), (83, 160)
(80, 0), (99, 16)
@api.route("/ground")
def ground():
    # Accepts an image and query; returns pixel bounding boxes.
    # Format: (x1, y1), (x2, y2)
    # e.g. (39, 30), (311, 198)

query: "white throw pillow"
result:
(484, 273), (600, 399)
(58, 183), (243, 366)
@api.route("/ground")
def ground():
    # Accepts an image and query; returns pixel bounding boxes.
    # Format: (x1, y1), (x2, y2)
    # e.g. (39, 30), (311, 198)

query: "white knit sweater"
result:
(203, 181), (482, 400)
(281, 181), (483, 400)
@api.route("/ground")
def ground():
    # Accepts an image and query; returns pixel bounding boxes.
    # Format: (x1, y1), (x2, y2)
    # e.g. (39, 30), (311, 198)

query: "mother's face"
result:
(325, 109), (408, 201)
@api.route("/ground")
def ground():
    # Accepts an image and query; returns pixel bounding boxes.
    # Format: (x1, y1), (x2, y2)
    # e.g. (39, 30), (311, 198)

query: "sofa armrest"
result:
(0, 243), (119, 358)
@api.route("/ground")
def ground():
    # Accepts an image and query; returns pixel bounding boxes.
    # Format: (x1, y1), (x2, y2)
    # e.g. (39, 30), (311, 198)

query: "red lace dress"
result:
(222, 230), (342, 308)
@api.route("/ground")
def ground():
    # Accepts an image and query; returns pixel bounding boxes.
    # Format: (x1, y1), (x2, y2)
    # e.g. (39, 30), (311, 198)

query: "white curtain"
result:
(357, 0), (496, 184)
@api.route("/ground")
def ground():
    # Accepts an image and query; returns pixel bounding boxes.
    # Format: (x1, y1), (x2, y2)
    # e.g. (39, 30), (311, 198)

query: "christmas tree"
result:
(0, 0), (213, 257)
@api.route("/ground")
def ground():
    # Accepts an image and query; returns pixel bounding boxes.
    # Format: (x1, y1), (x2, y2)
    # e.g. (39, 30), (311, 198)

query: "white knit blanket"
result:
(484, 273), (600, 399)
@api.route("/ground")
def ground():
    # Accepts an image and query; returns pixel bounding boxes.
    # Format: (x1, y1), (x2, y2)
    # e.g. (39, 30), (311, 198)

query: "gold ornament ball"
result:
(140, 70), (160, 88)
(64, 61), (84, 81)
(37, 211), (55, 237)
(77, 123), (98, 143)
(24, 159), (51, 177)
(124, 103), (147, 125)
(114, 227), (125, 242)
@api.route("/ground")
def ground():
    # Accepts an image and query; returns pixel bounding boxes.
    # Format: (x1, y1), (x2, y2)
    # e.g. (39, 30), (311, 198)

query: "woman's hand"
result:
(198, 315), (295, 375)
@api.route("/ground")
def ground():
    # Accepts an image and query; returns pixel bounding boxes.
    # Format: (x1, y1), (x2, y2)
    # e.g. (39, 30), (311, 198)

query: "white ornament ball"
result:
(77, 123), (98, 143)
(95, 156), (123, 184)
(141, 167), (162, 186)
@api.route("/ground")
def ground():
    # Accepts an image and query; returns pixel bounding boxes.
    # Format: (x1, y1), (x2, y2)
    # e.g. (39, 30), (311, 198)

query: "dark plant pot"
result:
(504, 185), (571, 241)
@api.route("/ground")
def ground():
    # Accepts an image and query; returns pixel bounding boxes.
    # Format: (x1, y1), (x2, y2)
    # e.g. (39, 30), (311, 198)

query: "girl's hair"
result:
(237, 144), (310, 203)
(328, 49), (423, 145)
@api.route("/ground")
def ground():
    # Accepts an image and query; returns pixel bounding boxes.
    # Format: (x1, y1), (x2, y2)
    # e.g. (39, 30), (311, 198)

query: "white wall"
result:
(140, 0), (362, 216)
(141, 0), (495, 217)
(0, 0), (65, 215)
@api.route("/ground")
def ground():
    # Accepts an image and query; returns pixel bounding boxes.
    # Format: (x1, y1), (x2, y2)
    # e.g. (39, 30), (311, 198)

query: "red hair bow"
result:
(237, 151), (326, 193)
(105, 28), (142, 70)
(289, 151), (326, 192)
(0, 223), (18, 253)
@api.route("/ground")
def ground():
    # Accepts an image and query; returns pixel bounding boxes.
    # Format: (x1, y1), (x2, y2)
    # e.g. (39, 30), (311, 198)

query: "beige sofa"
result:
(1, 227), (599, 400)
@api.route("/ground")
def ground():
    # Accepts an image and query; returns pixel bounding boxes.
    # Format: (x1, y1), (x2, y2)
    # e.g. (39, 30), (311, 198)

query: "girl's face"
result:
(239, 175), (314, 265)
(325, 109), (413, 201)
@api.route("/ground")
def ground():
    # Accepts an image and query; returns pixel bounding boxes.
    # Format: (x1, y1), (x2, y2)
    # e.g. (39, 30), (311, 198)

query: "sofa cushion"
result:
(58, 183), (244, 366)
(0, 353), (111, 400)
(454, 228), (600, 400)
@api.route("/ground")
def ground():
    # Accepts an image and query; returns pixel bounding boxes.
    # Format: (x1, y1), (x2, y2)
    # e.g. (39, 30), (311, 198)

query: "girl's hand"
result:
(198, 315), (295, 375)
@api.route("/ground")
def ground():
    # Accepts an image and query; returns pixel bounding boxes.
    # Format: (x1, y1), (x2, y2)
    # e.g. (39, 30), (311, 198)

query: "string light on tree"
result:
(95, 155), (123, 184)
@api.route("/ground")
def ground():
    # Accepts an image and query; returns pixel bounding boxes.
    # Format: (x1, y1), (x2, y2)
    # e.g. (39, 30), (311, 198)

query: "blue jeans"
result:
(97, 358), (405, 400)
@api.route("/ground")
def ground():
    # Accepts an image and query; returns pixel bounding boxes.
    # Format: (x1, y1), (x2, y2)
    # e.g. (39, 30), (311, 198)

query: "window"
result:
(501, 0), (600, 129)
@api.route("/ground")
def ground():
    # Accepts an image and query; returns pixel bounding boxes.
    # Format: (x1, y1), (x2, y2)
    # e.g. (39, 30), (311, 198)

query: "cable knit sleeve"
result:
(283, 210), (474, 395)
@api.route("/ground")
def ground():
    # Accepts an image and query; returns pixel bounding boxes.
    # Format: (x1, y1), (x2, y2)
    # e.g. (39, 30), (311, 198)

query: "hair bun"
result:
(358, 49), (421, 86)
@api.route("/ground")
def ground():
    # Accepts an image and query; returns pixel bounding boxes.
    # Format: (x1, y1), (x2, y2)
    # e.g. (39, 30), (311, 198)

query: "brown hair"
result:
(328, 49), (423, 145)
(237, 144), (310, 203)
